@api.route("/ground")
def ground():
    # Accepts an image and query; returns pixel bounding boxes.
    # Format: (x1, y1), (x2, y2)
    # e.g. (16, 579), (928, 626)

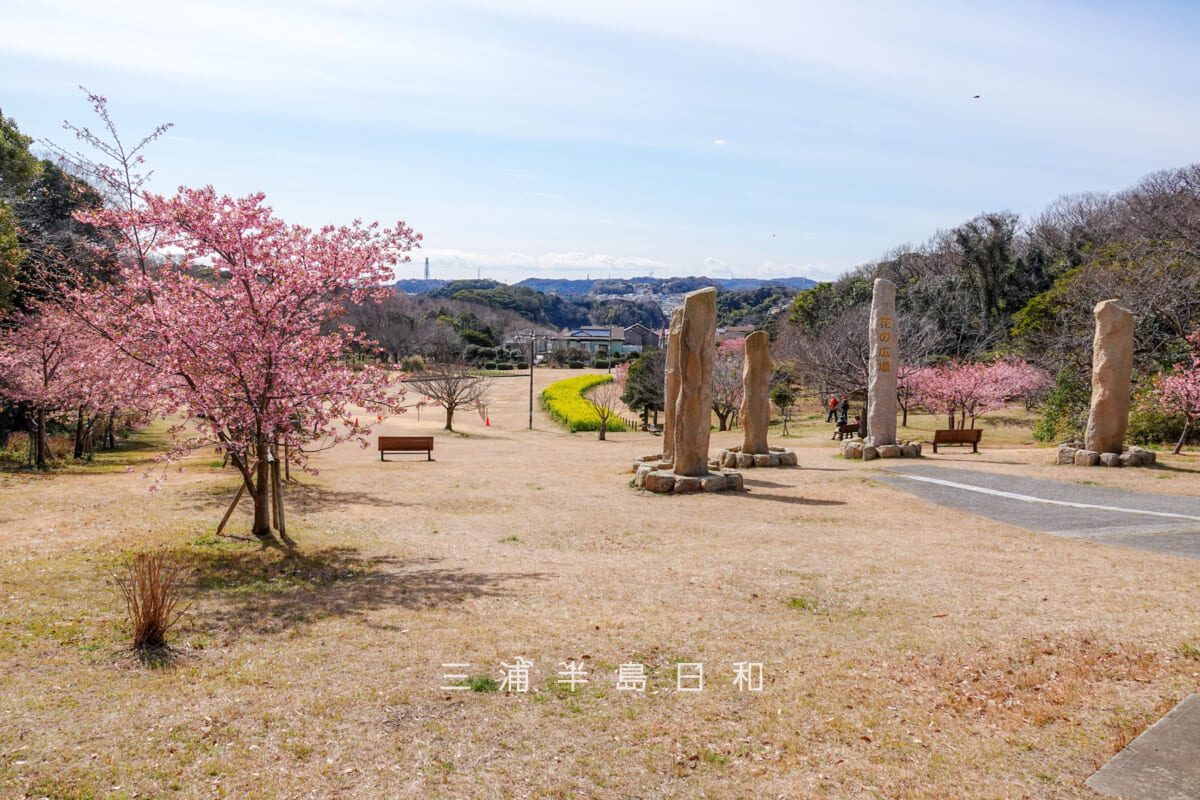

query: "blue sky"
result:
(2, 0), (1198, 283)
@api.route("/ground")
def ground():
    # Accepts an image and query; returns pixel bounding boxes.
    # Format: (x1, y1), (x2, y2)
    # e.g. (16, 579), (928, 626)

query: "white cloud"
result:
(713, 139), (727, 146)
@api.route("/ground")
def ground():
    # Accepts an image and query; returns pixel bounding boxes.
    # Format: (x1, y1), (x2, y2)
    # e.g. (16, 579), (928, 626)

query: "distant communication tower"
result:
(424, 257), (429, 281)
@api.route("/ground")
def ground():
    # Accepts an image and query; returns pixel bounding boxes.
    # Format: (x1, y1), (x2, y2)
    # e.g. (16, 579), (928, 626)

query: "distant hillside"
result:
(514, 278), (595, 295)
(716, 277), (817, 291)
(391, 274), (811, 329)
(516, 275), (817, 295)
(394, 279), (448, 294)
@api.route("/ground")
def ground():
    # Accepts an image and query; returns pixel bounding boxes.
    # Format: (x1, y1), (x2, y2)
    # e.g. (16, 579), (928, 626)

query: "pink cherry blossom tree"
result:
(1151, 329), (1200, 454)
(907, 359), (1049, 430)
(47, 93), (420, 545)
(69, 188), (418, 543)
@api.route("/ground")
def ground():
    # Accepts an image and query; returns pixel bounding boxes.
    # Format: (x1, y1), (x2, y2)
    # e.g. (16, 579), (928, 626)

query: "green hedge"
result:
(541, 374), (628, 433)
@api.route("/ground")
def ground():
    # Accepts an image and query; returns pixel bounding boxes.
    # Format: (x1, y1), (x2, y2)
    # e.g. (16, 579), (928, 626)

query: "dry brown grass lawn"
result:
(2, 371), (1200, 799)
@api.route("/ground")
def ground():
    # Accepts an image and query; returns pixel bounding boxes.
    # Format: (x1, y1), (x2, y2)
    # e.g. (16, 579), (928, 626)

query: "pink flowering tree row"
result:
(1149, 328), (1200, 454)
(0, 304), (156, 468)
(901, 359), (1050, 430)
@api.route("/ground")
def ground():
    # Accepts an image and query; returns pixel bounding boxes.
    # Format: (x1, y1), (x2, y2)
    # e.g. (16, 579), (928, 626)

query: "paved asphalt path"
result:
(876, 463), (1200, 560)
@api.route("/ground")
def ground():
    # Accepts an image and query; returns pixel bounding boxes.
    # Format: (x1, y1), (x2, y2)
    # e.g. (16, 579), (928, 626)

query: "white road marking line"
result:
(891, 473), (1200, 523)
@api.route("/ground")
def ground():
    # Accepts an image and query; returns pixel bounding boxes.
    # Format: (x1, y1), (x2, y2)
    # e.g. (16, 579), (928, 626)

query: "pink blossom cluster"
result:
(902, 359), (1049, 429)
(62, 186), (420, 473)
(0, 304), (156, 431)
(1151, 329), (1200, 424)
(611, 361), (630, 388)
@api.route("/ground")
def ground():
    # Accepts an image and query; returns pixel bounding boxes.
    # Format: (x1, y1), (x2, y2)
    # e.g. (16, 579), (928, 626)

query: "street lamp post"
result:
(528, 333), (535, 430)
(518, 330), (547, 430)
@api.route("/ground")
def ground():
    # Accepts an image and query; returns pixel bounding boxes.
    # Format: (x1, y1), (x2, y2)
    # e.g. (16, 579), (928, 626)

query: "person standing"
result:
(825, 396), (838, 422)
(838, 395), (849, 426)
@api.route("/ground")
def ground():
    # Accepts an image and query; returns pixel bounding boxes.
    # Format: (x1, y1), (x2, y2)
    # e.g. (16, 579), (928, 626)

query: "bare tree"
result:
(586, 379), (624, 441)
(404, 363), (491, 432)
(774, 305), (870, 400)
(1120, 164), (1200, 264)
(776, 306), (950, 425)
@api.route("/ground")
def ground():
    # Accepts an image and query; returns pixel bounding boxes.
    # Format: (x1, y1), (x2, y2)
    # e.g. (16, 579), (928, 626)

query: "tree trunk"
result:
(901, 403), (908, 427)
(251, 445), (273, 541)
(444, 405), (454, 431)
(104, 409), (117, 450)
(270, 448), (287, 540)
(35, 407), (48, 470)
(81, 416), (97, 460)
(947, 414), (955, 430)
(1174, 418), (1192, 455)
(598, 420), (607, 441)
(73, 407), (85, 459)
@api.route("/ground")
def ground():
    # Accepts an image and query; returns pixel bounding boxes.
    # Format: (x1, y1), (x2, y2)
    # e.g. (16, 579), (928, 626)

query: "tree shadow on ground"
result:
(1143, 461), (1200, 475)
(741, 492), (845, 506)
(171, 545), (548, 636)
(181, 481), (415, 514)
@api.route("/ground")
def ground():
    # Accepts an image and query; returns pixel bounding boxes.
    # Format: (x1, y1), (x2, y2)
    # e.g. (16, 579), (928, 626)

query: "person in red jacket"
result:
(825, 396), (838, 423)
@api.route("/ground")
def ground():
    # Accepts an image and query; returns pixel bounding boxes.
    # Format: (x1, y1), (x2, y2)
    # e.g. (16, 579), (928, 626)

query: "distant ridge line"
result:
(393, 275), (817, 295)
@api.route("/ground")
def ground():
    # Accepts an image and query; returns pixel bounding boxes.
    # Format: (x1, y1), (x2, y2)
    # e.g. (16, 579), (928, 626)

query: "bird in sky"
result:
(972, 95), (981, 99)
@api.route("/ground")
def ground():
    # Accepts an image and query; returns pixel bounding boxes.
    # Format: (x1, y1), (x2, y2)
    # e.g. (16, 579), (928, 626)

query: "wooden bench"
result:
(833, 423), (857, 440)
(378, 435), (434, 461)
(931, 428), (982, 453)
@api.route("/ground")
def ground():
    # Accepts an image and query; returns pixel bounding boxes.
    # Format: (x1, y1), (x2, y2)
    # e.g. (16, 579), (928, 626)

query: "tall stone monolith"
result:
(1084, 299), (1134, 454)
(672, 287), (717, 476)
(661, 306), (684, 463)
(739, 330), (771, 455)
(865, 278), (897, 448)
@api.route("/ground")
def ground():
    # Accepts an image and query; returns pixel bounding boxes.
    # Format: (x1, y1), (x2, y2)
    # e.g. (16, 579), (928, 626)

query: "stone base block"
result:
(1056, 441), (1157, 468)
(631, 453), (672, 473)
(715, 445), (798, 469)
(839, 437), (923, 461)
(634, 467), (744, 494)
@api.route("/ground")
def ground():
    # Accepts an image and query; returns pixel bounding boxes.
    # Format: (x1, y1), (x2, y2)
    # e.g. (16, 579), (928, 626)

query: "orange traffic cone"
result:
(354, 417), (359, 426)
(486, 417), (490, 426)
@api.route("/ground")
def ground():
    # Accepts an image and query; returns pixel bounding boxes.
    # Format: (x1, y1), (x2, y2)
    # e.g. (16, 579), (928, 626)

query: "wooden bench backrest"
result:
(932, 428), (981, 443)
(378, 436), (434, 450)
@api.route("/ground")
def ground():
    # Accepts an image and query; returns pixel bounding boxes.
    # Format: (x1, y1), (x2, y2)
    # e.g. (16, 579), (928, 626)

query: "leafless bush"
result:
(113, 553), (188, 652)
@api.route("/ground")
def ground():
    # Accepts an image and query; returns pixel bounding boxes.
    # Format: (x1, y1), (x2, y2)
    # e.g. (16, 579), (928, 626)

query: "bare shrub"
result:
(113, 553), (188, 652)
